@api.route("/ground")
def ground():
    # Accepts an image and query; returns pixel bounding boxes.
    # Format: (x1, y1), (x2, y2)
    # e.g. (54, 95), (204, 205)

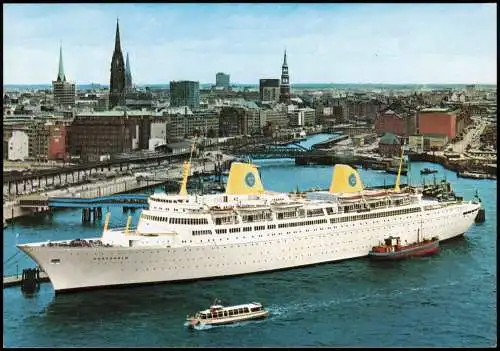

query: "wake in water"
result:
(184, 319), (267, 331)
(184, 321), (214, 331)
(266, 280), (461, 319)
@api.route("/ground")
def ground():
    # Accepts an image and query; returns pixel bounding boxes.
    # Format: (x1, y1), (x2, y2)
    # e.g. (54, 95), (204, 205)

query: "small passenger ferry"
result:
(186, 300), (269, 328)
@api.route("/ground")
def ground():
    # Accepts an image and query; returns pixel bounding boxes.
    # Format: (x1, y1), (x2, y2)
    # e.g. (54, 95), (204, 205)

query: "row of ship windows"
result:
(171, 217), (209, 225)
(142, 214), (209, 225)
(189, 219), (432, 243)
(214, 207), (422, 225)
(145, 207), (426, 227)
(151, 198), (188, 204)
(192, 230), (212, 236)
(214, 225), (273, 235)
(190, 221), (422, 241)
(192, 211), (420, 236)
(278, 219), (328, 228)
(331, 207), (421, 223)
(200, 307), (255, 319)
(93, 256), (129, 261)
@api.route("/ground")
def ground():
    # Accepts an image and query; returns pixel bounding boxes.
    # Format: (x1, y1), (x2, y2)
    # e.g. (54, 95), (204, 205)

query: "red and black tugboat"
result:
(368, 230), (440, 260)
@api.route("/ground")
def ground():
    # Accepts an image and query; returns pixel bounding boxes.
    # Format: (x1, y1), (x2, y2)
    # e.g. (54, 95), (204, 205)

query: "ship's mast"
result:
(179, 137), (197, 196)
(394, 144), (404, 192)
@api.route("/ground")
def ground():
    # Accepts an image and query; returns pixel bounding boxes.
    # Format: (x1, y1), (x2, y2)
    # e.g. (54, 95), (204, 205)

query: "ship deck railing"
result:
(106, 227), (138, 232)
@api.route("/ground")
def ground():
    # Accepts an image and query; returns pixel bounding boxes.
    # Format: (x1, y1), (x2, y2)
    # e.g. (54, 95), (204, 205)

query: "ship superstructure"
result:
(18, 159), (481, 293)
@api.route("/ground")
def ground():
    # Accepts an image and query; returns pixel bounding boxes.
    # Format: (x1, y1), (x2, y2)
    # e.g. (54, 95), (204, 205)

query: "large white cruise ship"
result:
(17, 160), (481, 293)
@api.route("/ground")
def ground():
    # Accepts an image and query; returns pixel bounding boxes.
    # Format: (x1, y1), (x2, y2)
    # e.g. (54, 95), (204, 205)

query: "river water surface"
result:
(3, 134), (496, 347)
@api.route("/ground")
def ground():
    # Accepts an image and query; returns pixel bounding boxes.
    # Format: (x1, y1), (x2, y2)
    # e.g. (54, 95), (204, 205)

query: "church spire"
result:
(109, 18), (126, 109)
(279, 48), (290, 104)
(126, 52), (131, 74)
(115, 18), (122, 53)
(57, 42), (66, 82)
(125, 52), (133, 91)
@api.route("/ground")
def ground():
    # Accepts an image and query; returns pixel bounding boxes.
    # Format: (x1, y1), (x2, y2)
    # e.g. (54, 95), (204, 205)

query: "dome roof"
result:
(379, 132), (399, 145)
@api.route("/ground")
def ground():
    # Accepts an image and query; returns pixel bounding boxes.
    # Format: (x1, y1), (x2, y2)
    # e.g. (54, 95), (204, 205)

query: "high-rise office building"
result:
(216, 72), (230, 89)
(52, 44), (76, 107)
(259, 79), (280, 102)
(170, 81), (200, 109)
(109, 19), (126, 109)
(279, 49), (290, 104)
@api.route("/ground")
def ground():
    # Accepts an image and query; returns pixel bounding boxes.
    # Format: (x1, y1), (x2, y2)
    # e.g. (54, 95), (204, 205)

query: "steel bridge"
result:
(231, 143), (312, 159)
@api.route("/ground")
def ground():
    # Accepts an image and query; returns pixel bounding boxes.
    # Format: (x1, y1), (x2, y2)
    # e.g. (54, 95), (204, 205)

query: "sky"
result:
(3, 3), (497, 85)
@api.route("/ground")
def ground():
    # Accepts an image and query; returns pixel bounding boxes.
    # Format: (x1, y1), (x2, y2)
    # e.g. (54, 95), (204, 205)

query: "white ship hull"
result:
(18, 202), (480, 293)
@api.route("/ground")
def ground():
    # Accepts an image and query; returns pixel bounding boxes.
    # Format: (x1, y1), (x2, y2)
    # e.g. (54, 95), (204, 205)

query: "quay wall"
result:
(408, 153), (497, 176)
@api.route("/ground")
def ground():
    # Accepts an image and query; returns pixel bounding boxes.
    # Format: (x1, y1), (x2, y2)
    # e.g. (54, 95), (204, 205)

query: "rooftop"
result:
(76, 110), (153, 117)
(419, 108), (450, 113)
(379, 132), (399, 145)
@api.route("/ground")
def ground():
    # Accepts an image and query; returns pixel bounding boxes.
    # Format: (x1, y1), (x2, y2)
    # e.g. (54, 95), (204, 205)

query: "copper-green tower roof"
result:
(56, 43), (66, 82)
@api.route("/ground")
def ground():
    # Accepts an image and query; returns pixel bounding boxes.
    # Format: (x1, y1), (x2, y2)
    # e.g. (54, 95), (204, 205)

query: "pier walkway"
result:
(3, 271), (50, 288)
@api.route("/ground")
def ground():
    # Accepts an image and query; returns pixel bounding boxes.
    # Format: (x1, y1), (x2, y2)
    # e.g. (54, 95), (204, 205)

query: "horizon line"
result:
(3, 82), (497, 86)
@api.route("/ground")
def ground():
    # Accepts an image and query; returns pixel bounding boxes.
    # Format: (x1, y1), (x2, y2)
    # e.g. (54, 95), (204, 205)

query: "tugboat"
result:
(186, 299), (269, 329)
(420, 168), (438, 175)
(368, 230), (440, 260)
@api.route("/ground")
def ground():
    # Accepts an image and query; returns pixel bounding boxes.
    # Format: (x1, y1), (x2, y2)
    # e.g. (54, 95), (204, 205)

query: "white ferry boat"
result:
(17, 156), (481, 293)
(186, 300), (269, 328)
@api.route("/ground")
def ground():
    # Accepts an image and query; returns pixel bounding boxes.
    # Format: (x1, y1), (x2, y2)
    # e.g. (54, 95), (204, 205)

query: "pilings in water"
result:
(82, 208), (90, 223)
(21, 268), (40, 294)
(122, 207), (136, 213)
(81, 208), (103, 223)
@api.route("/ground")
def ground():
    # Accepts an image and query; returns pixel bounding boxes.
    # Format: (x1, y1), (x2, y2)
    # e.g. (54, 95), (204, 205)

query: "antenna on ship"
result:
(394, 144), (404, 192)
(407, 148), (411, 190)
(179, 136), (198, 196)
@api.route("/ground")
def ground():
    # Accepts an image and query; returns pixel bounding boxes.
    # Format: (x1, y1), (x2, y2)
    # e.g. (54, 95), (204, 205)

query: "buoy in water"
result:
(21, 268), (40, 294)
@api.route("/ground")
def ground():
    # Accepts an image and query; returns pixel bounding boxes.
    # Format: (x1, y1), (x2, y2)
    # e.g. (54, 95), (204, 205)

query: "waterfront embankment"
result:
(408, 153), (497, 177)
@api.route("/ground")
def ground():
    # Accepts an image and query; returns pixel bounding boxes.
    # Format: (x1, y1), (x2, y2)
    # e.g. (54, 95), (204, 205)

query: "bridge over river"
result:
(228, 134), (350, 160)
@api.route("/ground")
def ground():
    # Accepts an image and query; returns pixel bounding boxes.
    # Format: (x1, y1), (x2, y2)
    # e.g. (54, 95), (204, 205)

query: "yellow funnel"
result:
(329, 164), (364, 193)
(225, 162), (265, 195)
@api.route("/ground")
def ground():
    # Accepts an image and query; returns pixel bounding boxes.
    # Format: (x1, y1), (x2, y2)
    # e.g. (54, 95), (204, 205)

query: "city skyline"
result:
(3, 3), (497, 85)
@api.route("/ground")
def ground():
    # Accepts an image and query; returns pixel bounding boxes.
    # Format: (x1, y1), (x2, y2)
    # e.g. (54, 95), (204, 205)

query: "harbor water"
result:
(2, 134), (497, 347)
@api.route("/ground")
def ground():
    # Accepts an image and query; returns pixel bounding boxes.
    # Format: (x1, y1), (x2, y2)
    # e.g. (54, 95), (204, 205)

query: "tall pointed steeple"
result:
(125, 52), (131, 74)
(109, 18), (126, 109)
(115, 18), (122, 53)
(125, 52), (133, 91)
(57, 42), (66, 82)
(279, 48), (290, 104)
(52, 41), (75, 108)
